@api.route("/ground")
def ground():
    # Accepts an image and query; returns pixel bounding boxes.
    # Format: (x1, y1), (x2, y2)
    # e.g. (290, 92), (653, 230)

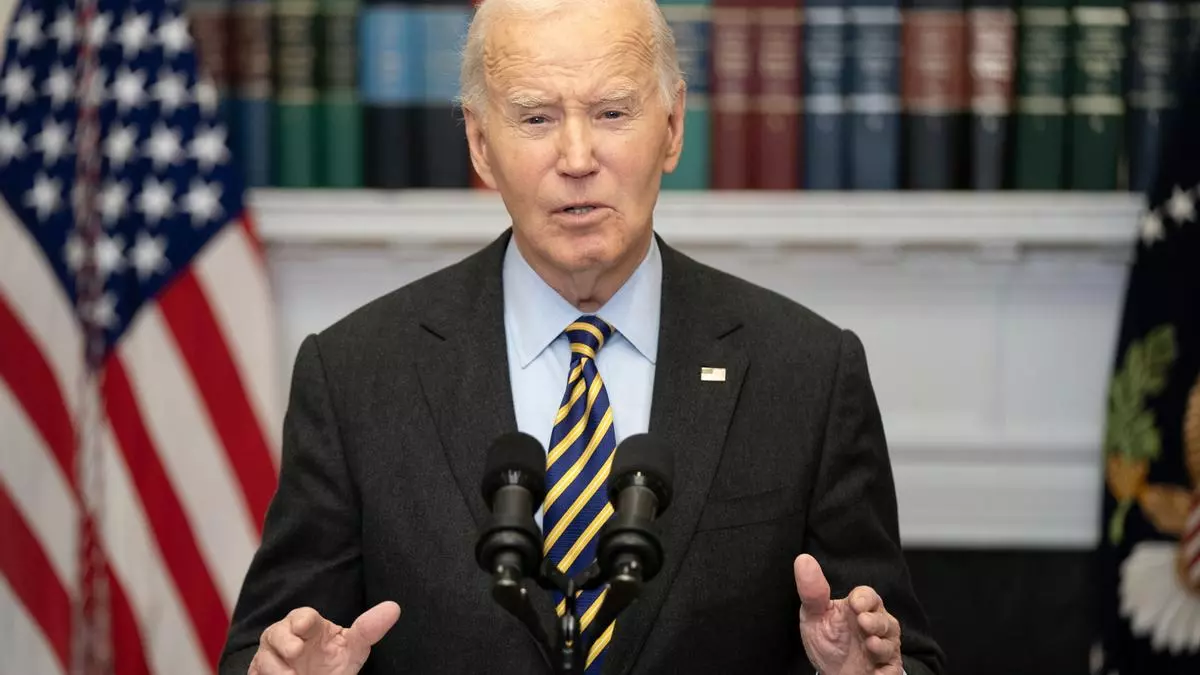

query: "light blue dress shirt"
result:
(502, 235), (662, 527)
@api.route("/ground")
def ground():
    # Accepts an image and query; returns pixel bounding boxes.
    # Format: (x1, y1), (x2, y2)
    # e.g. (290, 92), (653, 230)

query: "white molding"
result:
(251, 189), (1144, 252)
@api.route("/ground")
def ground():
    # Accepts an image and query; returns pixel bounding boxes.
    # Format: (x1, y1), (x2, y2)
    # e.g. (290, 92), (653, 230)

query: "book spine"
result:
(189, 0), (234, 124)
(1011, 0), (1070, 189)
(902, 0), (969, 190)
(847, 0), (903, 189)
(1067, 0), (1128, 190)
(661, 1), (714, 190)
(750, 0), (803, 189)
(416, 1), (472, 188)
(360, 0), (421, 188)
(318, 0), (363, 187)
(967, 0), (1017, 190)
(804, 0), (848, 189)
(711, 0), (755, 189)
(274, 0), (320, 187)
(1127, 1), (1177, 194)
(231, 0), (275, 187)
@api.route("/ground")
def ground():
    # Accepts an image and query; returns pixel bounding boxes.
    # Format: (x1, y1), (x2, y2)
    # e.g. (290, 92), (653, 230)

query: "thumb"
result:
(794, 554), (831, 618)
(346, 601), (402, 649)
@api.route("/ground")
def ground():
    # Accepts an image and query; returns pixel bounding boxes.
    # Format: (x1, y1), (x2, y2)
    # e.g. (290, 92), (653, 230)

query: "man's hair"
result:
(457, 0), (685, 117)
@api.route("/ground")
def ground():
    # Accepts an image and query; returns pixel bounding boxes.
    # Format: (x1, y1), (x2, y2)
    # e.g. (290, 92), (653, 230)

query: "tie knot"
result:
(564, 315), (614, 360)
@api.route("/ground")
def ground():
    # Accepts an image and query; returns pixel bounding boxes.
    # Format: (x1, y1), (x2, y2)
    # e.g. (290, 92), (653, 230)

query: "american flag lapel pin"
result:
(700, 366), (726, 382)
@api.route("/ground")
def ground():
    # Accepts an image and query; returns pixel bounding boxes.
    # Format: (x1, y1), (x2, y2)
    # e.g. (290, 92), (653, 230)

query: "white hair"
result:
(457, 0), (684, 117)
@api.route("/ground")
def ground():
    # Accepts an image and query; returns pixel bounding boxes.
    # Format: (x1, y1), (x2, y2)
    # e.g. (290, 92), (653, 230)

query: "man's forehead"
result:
(482, 5), (656, 72)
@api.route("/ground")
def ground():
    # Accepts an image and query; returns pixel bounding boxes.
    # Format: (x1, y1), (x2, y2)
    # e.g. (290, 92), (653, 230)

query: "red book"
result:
(711, 0), (755, 189)
(749, 0), (803, 189)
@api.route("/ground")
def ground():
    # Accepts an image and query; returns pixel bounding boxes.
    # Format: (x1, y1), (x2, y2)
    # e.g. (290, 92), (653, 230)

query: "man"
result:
(220, 0), (945, 672)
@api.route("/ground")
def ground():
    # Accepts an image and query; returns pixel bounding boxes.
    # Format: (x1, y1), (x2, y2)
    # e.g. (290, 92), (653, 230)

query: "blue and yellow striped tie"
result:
(544, 315), (618, 673)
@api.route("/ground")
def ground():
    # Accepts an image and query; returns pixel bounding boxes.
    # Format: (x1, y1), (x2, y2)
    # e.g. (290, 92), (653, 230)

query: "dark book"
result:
(847, 0), (903, 189)
(967, 0), (1017, 189)
(1127, 1), (1179, 194)
(902, 0), (969, 190)
(188, 0), (234, 125)
(749, 0), (803, 189)
(274, 0), (320, 187)
(804, 0), (849, 189)
(230, 0), (275, 188)
(711, 0), (755, 189)
(318, 0), (363, 187)
(416, 1), (472, 188)
(1067, 0), (1128, 190)
(1011, 0), (1070, 189)
(360, 0), (420, 188)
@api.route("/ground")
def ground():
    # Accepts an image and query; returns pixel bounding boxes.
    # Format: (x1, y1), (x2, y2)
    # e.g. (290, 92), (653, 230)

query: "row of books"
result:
(189, 0), (1200, 192)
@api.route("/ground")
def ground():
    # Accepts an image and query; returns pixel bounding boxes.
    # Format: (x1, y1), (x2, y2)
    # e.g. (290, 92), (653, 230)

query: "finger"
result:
(347, 601), (402, 649)
(864, 634), (899, 664)
(856, 610), (891, 638)
(249, 648), (297, 675)
(793, 554), (831, 618)
(848, 586), (883, 615)
(265, 621), (306, 662)
(286, 607), (325, 642)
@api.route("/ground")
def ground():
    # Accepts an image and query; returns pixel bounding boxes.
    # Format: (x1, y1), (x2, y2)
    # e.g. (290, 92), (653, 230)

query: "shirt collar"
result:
(503, 234), (662, 368)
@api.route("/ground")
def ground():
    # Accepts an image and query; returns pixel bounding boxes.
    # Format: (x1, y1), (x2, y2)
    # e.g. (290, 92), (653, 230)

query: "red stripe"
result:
(0, 294), (77, 489)
(108, 559), (153, 675)
(156, 271), (277, 533)
(102, 357), (229, 669)
(0, 482), (72, 671)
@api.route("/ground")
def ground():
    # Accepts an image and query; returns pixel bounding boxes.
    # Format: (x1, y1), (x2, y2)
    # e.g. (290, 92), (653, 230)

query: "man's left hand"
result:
(794, 554), (903, 675)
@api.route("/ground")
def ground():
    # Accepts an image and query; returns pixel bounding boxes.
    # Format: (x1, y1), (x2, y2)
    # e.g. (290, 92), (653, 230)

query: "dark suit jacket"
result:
(220, 231), (945, 675)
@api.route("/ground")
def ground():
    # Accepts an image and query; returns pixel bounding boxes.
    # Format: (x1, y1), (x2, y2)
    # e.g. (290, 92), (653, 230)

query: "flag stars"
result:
(1167, 185), (1196, 223)
(86, 12), (112, 48)
(189, 126), (229, 172)
(1139, 210), (1165, 246)
(98, 180), (131, 226)
(44, 64), (75, 110)
(184, 179), (223, 226)
(95, 234), (127, 279)
(33, 118), (71, 165)
(2, 65), (35, 110)
(49, 8), (77, 54)
(157, 14), (192, 59)
(84, 292), (119, 329)
(153, 68), (190, 116)
(193, 78), (219, 116)
(137, 177), (175, 224)
(83, 67), (109, 108)
(131, 232), (169, 280)
(0, 119), (27, 165)
(105, 123), (139, 170)
(11, 9), (46, 56)
(115, 11), (153, 60)
(64, 233), (86, 272)
(25, 172), (63, 221)
(145, 123), (184, 170)
(112, 67), (149, 113)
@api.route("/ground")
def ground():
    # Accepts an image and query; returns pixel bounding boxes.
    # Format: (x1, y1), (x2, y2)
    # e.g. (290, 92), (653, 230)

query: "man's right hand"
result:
(248, 601), (402, 675)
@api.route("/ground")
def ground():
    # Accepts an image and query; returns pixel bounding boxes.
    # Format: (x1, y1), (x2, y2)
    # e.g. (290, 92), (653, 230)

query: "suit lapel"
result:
(413, 231), (559, 661)
(606, 240), (748, 675)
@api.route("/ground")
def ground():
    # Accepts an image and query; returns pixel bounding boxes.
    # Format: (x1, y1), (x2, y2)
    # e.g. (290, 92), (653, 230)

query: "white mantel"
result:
(252, 189), (1144, 550)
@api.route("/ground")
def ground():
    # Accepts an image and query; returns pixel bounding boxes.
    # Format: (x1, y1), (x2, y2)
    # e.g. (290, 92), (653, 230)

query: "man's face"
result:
(465, 0), (685, 281)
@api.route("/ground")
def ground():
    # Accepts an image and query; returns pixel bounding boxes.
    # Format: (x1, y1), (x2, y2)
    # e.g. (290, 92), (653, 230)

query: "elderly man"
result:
(219, 0), (944, 673)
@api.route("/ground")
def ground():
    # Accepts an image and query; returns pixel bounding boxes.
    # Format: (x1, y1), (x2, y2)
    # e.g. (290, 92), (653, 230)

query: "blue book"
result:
(660, 0), (712, 190)
(360, 0), (422, 188)
(804, 0), (848, 189)
(847, 0), (902, 189)
(230, 0), (274, 187)
(1127, 0), (1180, 193)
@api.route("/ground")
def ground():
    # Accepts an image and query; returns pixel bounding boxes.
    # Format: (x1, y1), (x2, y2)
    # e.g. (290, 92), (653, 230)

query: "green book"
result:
(1012, 0), (1071, 189)
(1067, 0), (1127, 190)
(274, 0), (320, 187)
(318, 0), (363, 187)
(659, 0), (712, 190)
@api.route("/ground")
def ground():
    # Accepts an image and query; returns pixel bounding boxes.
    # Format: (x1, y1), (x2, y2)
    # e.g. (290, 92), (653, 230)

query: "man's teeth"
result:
(564, 206), (595, 214)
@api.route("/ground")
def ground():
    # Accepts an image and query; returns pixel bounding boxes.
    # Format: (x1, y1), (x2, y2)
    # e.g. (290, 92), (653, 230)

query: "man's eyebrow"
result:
(507, 93), (554, 108)
(595, 86), (640, 104)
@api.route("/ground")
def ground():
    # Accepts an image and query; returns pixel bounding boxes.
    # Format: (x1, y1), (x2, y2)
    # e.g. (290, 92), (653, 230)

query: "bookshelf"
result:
(252, 190), (1144, 255)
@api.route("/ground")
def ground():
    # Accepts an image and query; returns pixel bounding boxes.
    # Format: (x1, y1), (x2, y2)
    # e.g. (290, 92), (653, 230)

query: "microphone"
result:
(597, 433), (673, 584)
(581, 434), (673, 648)
(475, 432), (551, 651)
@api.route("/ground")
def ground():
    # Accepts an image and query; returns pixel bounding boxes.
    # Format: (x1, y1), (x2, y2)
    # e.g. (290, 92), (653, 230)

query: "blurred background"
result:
(1, 0), (1198, 674)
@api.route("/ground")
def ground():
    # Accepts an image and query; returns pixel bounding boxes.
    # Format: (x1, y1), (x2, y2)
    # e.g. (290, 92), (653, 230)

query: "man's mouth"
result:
(557, 203), (604, 215)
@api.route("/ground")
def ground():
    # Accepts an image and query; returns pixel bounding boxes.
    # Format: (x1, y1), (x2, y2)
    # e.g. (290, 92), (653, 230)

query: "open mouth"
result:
(560, 204), (600, 215)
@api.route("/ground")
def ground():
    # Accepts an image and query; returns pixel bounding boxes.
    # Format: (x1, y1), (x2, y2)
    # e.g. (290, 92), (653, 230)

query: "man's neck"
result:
(514, 233), (652, 313)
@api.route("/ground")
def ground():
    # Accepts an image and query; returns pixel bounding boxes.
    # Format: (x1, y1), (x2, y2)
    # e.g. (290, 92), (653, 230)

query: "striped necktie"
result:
(544, 315), (618, 673)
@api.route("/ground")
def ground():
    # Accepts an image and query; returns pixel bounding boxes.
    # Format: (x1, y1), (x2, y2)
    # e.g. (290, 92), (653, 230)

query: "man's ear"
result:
(662, 81), (686, 174)
(464, 105), (497, 189)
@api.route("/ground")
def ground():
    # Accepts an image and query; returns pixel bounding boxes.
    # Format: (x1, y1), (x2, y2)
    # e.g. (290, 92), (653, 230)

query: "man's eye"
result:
(524, 115), (548, 125)
(602, 110), (625, 120)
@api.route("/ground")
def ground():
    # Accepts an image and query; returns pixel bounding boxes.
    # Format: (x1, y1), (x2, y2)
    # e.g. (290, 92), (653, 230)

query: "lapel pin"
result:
(700, 366), (726, 382)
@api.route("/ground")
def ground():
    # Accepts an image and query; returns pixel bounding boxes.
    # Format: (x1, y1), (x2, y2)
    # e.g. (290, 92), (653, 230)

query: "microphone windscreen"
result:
(610, 433), (673, 507)
(482, 432), (547, 505)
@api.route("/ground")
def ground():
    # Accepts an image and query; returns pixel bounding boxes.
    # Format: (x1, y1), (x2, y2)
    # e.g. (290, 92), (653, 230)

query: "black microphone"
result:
(475, 432), (552, 653)
(596, 433), (673, 584)
(475, 431), (546, 579)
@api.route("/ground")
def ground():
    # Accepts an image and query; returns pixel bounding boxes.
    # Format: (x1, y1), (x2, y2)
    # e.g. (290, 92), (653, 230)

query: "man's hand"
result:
(248, 601), (401, 675)
(794, 554), (902, 675)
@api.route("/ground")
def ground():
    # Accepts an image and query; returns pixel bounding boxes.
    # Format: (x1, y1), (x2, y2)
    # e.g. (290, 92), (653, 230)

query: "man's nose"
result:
(555, 116), (600, 178)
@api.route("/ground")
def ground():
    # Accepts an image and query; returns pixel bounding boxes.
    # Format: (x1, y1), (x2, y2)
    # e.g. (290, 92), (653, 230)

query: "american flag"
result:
(0, 0), (281, 673)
